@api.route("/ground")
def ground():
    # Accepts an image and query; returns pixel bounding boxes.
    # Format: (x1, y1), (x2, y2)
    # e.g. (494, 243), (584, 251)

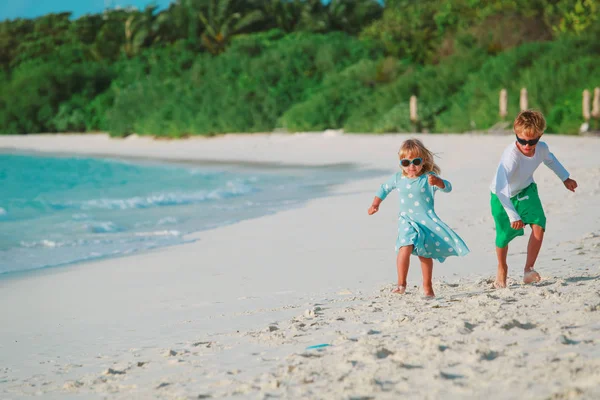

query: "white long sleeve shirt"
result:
(490, 141), (569, 222)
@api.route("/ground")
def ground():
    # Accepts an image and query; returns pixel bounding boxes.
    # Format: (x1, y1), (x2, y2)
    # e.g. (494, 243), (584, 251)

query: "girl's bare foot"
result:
(423, 286), (435, 298)
(493, 280), (507, 289)
(523, 269), (541, 284)
(392, 285), (407, 294)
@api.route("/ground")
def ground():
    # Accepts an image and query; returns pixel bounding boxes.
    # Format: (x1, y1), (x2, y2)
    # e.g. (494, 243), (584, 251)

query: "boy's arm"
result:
(542, 146), (570, 182)
(494, 163), (521, 222)
(542, 145), (577, 191)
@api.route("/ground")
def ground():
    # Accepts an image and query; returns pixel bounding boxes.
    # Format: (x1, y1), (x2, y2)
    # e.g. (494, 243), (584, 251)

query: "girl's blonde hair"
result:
(398, 138), (440, 176)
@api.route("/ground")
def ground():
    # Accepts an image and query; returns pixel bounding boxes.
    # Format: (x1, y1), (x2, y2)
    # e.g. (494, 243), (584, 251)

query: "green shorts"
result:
(490, 183), (546, 248)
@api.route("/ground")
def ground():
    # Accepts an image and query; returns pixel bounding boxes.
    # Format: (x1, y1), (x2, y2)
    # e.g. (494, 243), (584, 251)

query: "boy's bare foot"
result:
(392, 285), (406, 294)
(496, 264), (508, 289)
(523, 269), (541, 284)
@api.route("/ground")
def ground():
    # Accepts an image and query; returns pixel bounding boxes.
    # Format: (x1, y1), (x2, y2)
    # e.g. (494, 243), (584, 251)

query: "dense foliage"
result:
(0, 0), (598, 136)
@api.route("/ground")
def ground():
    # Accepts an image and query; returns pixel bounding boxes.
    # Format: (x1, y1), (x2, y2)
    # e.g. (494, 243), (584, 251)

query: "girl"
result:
(368, 139), (469, 297)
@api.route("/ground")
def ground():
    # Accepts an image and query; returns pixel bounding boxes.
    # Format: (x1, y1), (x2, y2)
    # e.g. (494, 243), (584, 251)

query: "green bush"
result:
(436, 34), (600, 134)
(279, 59), (385, 132)
(0, 61), (113, 134)
(341, 48), (486, 133)
(106, 32), (378, 136)
(0, 2), (599, 137)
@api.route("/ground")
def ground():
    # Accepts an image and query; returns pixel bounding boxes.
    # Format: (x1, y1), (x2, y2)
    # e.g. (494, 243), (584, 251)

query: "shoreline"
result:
(1, 145), (360, 171)
(1, 148), (383, 281)
(1, 132), (599, 398)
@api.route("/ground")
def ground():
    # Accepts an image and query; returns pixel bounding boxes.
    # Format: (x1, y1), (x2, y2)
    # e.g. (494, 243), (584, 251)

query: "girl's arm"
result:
(368, 174), (398, 215)
(375, 174), (399, 200)
(368, 196), (382, 215)
(428, 173), (452, 193)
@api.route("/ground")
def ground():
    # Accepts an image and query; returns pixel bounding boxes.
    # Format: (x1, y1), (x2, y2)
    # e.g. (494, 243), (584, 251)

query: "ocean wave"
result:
(87, 221), (124, 233)
(20, 239), (65, 248)
(134, 230), (181, 237)
(48, 182), (255, 211)
(0, 207), (6, 216)
(17, 230), (181, 251)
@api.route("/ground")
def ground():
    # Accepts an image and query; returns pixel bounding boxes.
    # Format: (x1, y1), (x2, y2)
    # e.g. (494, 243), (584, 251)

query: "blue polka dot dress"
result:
(375, 171), (470, 262)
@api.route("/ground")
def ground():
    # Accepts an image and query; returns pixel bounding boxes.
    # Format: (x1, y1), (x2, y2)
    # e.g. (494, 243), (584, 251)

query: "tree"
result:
(254, 0), (304, 32)
(123, 5), (161, 58)
(0, 19), (35, 70)
(88, 9), (128, 62)
(360, 0), (444, 64)
(153, 0), (197, 47)
(198, 0), (264, 54)
(326, 0), (383, 35)
(10, 13), (74, 68)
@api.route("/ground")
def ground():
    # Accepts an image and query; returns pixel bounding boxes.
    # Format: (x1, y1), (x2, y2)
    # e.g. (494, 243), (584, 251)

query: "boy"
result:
(490, 110), (577, 288)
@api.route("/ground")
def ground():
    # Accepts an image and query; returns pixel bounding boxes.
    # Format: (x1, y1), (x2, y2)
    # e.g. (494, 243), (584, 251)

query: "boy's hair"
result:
(398, 138), (441, 176)
(514, 110), (546, 138)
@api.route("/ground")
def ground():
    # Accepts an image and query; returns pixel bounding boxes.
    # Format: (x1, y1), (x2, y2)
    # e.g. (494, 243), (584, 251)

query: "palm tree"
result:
(89, 10), (127, 62)
(326, 0), (383, 34)
(297, 0), (329, 32)
(153, 0), (200, 48)
(255, 0), (304, 32)
(123, 5), (160, 58)
(197, 0), (264, 55)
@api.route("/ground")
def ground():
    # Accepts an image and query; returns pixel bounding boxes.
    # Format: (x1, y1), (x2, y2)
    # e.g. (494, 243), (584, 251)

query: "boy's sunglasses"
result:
(400, 157), (423, 167)
(515, 135), (540, 146)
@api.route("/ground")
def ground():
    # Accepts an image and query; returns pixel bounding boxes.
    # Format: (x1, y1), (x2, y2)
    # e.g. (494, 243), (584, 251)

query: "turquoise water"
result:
(0, 152), (364, 276)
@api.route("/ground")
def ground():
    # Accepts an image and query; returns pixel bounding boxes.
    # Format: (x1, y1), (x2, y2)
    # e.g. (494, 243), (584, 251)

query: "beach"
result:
(1, 132), (599, 399)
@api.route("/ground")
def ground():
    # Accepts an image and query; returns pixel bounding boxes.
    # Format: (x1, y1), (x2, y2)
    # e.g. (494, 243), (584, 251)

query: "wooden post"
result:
(583, 89), (591, 121)
(499, 89), (507, 119)
(519, 88), (528, 111)
(410, 95), (418, 123)
(592, 87), (600, 119)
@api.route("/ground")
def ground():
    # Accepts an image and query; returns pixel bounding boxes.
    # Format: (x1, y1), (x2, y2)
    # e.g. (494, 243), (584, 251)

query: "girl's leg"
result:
(524, 224), (544, 283)
(495, 246), (509, 288)
(418, 256), (434, 297)
(394, 245), (413, 293)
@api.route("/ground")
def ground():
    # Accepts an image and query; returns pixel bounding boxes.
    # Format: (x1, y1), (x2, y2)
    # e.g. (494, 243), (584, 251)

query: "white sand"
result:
(1, 133), (599, 399)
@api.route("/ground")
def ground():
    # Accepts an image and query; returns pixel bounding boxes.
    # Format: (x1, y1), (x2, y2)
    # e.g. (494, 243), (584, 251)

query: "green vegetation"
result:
(0, 0), (598, 136)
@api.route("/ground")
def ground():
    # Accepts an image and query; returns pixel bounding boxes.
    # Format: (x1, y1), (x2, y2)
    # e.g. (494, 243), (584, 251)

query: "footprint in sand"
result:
(103, 368), (126, 375)
(477, 349), (500, 361)
(439, 371), (464, 380)
(375, 348), (394, 359)
(500, 319), (536, 330)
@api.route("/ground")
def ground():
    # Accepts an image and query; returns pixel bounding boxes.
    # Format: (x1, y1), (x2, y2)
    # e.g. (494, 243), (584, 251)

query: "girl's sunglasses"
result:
(515, 135), (540, 146)
(400, 157), (423, 167)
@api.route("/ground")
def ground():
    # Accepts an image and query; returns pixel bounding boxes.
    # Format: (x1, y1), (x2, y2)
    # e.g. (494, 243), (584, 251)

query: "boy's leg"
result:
(491, 193), (522, 289)
(516, 184), (546, 284)
(418, 256), (434, 297)
(523, 224), (544, 283)
(495, 246), (509, 288)
(394, 245), (413, 293)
